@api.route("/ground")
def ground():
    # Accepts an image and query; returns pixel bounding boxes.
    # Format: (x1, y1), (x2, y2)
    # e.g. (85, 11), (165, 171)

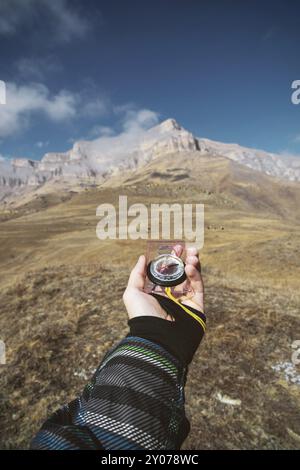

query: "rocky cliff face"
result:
(0, 118), (299, 196)
(0, 118), (198, 191)
(197, 138), (300, 182)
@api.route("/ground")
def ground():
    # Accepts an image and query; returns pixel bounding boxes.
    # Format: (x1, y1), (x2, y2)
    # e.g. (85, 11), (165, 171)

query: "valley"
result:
(0, 124), (300, 449)
(0, 153), (300, 448)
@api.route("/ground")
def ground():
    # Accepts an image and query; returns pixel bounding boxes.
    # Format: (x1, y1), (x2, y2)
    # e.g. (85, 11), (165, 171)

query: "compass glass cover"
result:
(149, 254), (185, 284)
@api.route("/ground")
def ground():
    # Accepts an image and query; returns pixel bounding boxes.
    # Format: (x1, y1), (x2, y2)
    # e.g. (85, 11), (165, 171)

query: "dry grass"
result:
(0, 264), (299, 449)
(0, 165), (300, 449)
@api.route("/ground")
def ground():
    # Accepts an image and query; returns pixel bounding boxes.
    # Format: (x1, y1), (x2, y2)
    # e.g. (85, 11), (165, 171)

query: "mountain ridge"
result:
(0, 118), (299, 204)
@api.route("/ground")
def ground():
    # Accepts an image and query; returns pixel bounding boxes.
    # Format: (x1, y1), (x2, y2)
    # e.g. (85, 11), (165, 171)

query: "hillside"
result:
(108, 150), (300, 220)
(0, 149), (300, 449)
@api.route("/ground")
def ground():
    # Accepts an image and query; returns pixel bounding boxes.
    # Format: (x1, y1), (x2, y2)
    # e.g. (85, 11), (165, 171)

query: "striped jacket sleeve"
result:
(30, 336), (190, 450)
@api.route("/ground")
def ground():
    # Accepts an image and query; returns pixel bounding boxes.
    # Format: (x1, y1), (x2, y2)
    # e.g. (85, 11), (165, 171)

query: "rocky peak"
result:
(11, 158), (37, 169)
(1, 118), (300, 197)
(42, 152), (70, 164)
(157, 118), (182, 132)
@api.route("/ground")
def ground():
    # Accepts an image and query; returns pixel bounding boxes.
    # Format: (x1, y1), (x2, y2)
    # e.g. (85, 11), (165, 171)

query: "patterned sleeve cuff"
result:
(74, 336), (190, 449)
(31, 336), (190, 450)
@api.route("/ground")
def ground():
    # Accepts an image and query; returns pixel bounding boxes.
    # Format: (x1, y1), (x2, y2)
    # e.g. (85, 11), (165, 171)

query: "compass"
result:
(146, 253), (186, 287)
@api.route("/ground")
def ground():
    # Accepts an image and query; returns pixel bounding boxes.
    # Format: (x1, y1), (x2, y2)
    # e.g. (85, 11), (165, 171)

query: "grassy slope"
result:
(0, 151), (300, 449)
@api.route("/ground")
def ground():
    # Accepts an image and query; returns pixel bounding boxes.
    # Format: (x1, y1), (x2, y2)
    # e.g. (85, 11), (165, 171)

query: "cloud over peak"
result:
(0, 0), (94, 43)
(0, 81), (160, 145)
(0, 82), (78, 137)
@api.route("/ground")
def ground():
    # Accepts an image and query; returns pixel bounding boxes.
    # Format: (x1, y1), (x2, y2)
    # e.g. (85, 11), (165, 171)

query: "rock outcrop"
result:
(0, 118), (299, 197)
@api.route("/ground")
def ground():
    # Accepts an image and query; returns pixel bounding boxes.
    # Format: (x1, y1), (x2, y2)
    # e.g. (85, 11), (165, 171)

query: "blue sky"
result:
(0, 0), (299, 160)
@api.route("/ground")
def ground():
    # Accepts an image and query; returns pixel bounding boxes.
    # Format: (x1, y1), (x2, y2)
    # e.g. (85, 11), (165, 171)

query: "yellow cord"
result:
(164, 287), (206, 331)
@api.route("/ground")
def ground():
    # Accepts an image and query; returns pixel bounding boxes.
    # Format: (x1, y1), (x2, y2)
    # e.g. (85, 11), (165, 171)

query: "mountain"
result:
(1, 146), (300, 450)
(1, 121), (300, 451)
(0, 118), (299, 204)
(197, 138), (300, 182)
(0, 119), (197, 194)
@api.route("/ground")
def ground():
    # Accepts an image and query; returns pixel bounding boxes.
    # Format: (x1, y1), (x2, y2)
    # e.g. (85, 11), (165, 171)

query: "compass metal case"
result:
(146, 253), (186, 287)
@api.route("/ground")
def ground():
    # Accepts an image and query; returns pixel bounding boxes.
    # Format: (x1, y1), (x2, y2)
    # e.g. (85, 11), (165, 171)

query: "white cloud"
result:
(80, 108), (160, 170)
(15, 56), (62, 80)
(0, 80), (157, 139)
(293, 134), (300, 143)
(83, 97), (110, 118)
(0, 82), (78, 137)
(46, 0), (91, 42)
(45, 89), (78, 121)
(83, 108), (159, 142)
(122, 108), (160, 132)
(0, 0), (34, 35)
(35, 141), (49, 148)
(0, 0), (92, 42)
(88, 125), (115, 138)
(0, 80), (160, 165)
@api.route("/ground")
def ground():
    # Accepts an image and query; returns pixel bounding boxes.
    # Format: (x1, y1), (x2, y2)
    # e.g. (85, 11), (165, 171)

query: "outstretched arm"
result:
(31, 247), (206, 450)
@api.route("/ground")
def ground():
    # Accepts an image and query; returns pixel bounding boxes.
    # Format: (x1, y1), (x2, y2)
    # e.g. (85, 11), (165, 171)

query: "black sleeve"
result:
(128, 293), (206, 366)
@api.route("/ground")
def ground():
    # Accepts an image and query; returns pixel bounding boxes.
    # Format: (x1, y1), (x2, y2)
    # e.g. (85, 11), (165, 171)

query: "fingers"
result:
(127, 255), (147, 290)
(186, 246), (198, 256)
(185, 263), (204, 294)
(172, 245), (201, 271)
(186, 247), (201, 272)
(171, 244), (184, 257)
(185, 247), (203, 292)
(184, 262), (204, 311)
(170, 245), (201, 296)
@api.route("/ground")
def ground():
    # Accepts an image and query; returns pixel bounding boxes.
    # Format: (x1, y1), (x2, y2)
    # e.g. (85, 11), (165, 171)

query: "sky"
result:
(0, 0), (300, 161)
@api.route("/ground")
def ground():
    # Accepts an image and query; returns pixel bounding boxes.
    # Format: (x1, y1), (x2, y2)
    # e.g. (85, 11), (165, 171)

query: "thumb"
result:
(127, 255), (147, 290)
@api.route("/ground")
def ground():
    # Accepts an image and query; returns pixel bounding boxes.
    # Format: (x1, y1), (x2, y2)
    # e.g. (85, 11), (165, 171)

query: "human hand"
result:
(123, 245), (204, 321)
